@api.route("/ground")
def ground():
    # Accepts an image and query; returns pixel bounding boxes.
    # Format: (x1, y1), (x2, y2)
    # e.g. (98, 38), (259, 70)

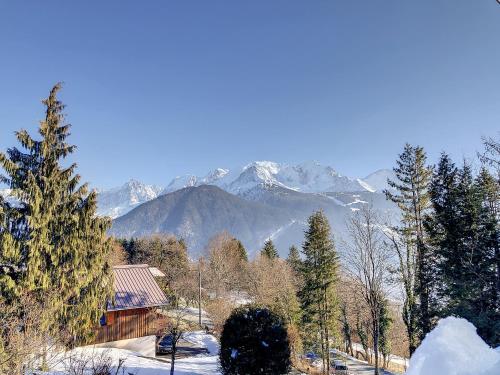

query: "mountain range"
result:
(103, 161), (397, 257)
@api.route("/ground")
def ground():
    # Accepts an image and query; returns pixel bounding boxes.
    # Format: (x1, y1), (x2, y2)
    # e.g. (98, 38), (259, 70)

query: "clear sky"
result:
(0, 1), (499, 189)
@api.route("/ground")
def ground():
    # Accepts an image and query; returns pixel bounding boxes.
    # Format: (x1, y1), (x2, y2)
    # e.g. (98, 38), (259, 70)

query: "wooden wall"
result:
(94, 308), (167, 344)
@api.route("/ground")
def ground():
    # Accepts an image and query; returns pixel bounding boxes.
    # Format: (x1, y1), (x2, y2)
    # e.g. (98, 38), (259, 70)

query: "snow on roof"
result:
(148, 266), (166, 277)
(108, 264), (168, 311)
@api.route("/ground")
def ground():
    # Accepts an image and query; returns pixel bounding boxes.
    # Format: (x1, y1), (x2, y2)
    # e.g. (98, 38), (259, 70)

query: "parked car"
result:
(156, 334), (209, 357)
(304, 352), (319, 363)
(331, 359), (349, 374)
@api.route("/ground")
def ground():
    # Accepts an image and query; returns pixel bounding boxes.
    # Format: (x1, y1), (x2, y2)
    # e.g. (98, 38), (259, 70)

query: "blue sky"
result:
(0, 1), (499, 189)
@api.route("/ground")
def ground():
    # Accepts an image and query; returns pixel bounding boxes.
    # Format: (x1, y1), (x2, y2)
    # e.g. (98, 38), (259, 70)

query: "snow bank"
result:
(43, 332), (220, 375)
(406, 317), (500, 375)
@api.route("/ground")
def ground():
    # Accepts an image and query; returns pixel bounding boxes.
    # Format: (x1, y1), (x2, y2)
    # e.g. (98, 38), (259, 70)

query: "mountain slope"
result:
(110, 185), (294, 255)
(362, 169), (396, 192)
(110, 183), (397, 256)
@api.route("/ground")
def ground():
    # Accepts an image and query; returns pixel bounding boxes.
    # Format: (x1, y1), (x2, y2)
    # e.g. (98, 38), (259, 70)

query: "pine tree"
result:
(0, 195), (22, 298)
(473, 168), (499, 345)
(0, 84), (112, 345)
(261, 239), (278, 260)
(220, 306), (291, 375)
(385, 143), (433, 344)
(233, 238), (248, 262)
(286, 245), (301, 274)
(378, 300), (393, 368)
(427, 156), (500, 345)
(299, 211), (339, 374)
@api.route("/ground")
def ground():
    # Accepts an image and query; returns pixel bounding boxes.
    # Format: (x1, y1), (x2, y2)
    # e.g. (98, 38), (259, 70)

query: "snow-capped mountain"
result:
(362, 169), (396, 192)
(257, 161), (373, 193)
(163, 161), (373, 196)
(163, 168), (235, 194)
(97, 179), (163, 218)
(106, 161), (401, 255)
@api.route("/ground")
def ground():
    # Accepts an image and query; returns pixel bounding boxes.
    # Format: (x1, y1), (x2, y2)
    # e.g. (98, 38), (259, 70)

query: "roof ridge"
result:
(113, 264), (149, 269)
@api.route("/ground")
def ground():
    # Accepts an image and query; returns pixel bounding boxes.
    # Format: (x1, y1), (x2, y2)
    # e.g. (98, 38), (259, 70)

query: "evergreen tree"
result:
(261, 239), (278, 260)
(0, 84), (112, 345)
(385, 143), (433, 344)
(378, 300), (393, 368)
(299, 211), (339, 374)
(220, 306), (291, 375)
(233, 238), (248, 262)
(427, 156), (499, 345)
(286, 245), (301, 274)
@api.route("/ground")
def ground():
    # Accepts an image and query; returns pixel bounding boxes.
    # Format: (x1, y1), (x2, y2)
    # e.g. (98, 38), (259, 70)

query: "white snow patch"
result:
(42, 332), (220, 375)
(405, 317), (500, 375)
(265, 219), (297, 241)
(183, 331), (220, 355)
(357, 178), (376, 192)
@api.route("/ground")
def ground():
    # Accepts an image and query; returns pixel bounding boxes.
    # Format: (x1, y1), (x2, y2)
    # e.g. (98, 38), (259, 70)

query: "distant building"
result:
(92, 264), (168, 356)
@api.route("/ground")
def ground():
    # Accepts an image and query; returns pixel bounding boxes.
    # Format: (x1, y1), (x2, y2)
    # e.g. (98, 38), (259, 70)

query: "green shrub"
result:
(219, 306), (291, 375)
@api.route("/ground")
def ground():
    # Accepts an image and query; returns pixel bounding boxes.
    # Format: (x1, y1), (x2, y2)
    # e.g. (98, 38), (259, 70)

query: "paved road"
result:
(332, 353), (397, 375)
(344, 359), (395, 374)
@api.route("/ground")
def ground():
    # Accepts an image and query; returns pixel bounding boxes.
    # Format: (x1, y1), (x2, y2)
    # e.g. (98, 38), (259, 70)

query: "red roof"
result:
(108, 264), (168, 311)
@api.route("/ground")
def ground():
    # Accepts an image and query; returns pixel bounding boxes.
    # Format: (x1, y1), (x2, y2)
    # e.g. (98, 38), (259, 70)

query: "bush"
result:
(219, 306), (291, 375)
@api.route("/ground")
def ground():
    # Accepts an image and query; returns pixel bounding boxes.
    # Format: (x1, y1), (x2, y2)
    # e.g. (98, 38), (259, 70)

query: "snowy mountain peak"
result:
(97, 180), (162, 218)
(362, 169), (395, 192)
(201, 168), (230, 184)
(164, 175), (198, 194)
(98, 162), (390, 219)
(160, 160), (374, 197)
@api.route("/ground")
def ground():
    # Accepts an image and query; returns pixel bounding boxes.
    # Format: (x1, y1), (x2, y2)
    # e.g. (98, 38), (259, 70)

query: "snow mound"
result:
(406, 317), (500, 375)
(183, 331), (220, 354)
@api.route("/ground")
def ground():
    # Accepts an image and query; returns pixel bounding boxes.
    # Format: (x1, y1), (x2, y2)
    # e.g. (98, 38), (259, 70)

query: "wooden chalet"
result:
(93, 264), (168, 355)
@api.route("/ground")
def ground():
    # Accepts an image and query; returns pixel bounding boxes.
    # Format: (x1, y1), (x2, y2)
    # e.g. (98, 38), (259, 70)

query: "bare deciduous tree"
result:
(247, 255), (300, 325)
(0, 293), (62, 374)
(345, 206), (391, 375)
(478, 135), (500, 173)
(158, 306), (191, 375)
(204, 232), (248, 298)
(385, 226), (419, 355)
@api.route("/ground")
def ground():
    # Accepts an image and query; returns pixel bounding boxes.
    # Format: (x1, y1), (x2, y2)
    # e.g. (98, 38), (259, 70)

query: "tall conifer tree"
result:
(286, 245), (301, 274)
(385, 144), (433, 341)
(427, 156), (499, 345)
(261, 239), (278, 260)
(0, 84), (112, 345)
(299, 211), (338, 374)
(233, 238), (248, 262)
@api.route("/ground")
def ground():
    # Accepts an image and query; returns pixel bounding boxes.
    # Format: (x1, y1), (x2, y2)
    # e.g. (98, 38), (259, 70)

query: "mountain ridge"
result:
(98, 161), (392, 218)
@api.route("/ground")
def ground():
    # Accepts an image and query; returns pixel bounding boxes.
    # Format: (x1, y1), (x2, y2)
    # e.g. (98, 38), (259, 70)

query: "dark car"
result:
(156, 335), (209, 357)
(331, 360), (349, 374)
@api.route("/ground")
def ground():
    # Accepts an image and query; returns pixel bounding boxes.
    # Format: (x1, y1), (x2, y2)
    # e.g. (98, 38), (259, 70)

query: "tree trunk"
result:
(373, 317), (380, 375)
(324, 288), (331, 372)
(170, 339), (176, 375)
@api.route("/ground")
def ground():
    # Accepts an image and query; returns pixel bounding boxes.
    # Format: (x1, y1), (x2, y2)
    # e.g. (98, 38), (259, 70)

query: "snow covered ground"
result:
(39, 317), (500, 375)
(405, 317), (500, 375)
(43, 331), (220, 375)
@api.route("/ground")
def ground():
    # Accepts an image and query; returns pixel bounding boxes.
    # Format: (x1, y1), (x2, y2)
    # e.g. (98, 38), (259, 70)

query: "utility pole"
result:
(198, 259), (202, 327)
